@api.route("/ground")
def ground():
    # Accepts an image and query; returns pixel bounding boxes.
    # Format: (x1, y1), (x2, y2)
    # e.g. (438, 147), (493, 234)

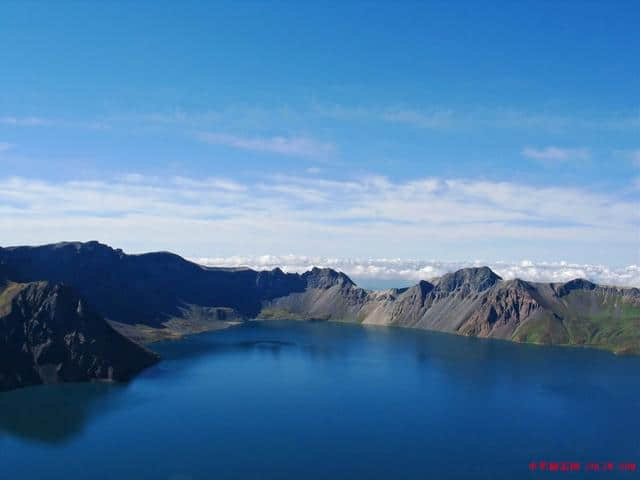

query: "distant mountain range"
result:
(1, 241), (639, 391)
(262, 267), (640, 354)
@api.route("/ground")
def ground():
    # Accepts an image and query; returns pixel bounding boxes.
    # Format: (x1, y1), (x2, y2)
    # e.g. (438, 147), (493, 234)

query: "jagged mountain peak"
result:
(436, 266), (502, 293)
(302, 267), (355, 289)
(553, 278), (597, 297)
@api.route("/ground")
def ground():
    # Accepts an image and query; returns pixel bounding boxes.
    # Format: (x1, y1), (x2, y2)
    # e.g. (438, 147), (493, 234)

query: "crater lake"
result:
(1, 320), (639, 479)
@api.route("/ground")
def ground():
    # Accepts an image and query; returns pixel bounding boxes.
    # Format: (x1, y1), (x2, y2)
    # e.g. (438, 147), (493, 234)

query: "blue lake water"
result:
(1, 320), (639, 479)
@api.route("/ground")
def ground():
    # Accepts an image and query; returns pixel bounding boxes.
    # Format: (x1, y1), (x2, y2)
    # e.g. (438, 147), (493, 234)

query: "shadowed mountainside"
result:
(1, 241), (640, 355)
(0, 241), (304, 324)
(0, 278), (158, 392)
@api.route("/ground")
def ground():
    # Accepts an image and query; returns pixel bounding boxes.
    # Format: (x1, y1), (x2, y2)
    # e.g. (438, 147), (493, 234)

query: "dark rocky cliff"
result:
(0, 280), (158, 392)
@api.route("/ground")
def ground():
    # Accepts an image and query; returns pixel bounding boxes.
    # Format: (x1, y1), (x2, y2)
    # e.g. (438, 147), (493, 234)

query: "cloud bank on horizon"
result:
(0, 173), (637, 275)
(193, 255), (640, 289)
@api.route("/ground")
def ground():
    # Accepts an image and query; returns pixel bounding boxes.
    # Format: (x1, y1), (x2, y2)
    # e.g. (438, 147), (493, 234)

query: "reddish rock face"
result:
(458, 281), (541, 338)
(265, 263), (640, 353)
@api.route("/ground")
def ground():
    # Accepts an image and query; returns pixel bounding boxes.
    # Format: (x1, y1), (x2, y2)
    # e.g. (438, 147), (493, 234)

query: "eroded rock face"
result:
(457, 280), (541, 338)
(435, 267), (502, 294)
(255, 268), (305, 299)
(262, 265), (640, 353)
(0, 281), (158, 392)
(302, 267), (354, 289)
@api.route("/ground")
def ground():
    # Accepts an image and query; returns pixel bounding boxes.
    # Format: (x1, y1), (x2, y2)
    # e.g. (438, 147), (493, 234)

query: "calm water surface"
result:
(1, 320), (639, 479)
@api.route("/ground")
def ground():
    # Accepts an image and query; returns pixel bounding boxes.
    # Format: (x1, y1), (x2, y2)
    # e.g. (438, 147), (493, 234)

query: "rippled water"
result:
(1, 320), (639, 479)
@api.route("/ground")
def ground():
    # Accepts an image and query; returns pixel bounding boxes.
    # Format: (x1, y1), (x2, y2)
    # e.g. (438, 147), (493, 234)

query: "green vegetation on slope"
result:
(512, 313), (570, 346)
(513, 291), (640, 354)
(258, 307), (305, 321)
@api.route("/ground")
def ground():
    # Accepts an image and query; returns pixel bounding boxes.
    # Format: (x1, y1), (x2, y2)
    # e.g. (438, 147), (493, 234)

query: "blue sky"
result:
(0, 1), (638, 278)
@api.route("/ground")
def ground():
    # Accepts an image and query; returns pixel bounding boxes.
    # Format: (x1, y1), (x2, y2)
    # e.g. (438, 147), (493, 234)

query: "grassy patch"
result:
(257, 308), (302, 321)
(0, 282), (27, 317)
(513, 291), (640, 354)
(562, 292), (640, 353)
(513, 313), (569, 345)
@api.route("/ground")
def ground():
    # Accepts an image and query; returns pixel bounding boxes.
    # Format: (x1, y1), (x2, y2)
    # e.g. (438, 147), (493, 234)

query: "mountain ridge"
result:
(263, 266), (640, 354)
(2, 241), (639, 356)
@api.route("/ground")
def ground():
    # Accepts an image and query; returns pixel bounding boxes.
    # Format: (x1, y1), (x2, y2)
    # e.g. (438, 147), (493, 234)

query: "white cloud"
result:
(381, 109), (456, 129)
(0, 116), (51, 127)
(521, 146), (591, 162)
(173, 176), (246, 192)
(4, 106), (638, 136)
(0, 174), (637, 266)
(196, 132), (335, 158)
(119, 173), (148, 183)
(316, 104), (640, 132)
(192, 255), (640, 288)
(0, 116), (109, 131)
